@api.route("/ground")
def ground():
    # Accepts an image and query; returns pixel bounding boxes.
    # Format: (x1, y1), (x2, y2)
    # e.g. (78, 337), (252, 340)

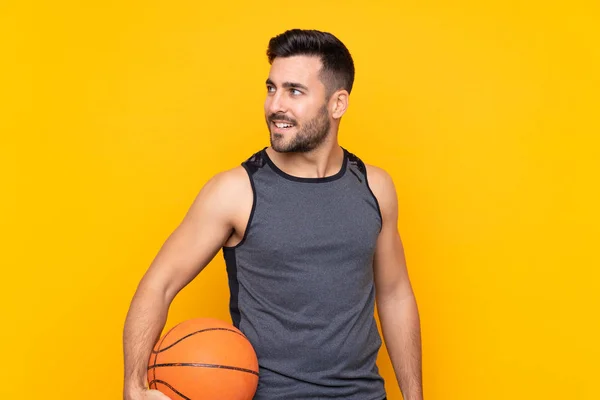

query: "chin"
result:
(270, 134), (290, 153)
(271, 143), (290, 153)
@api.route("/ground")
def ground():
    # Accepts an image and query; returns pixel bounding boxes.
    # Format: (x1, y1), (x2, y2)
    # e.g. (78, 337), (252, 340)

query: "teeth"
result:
(275, 122), (293, 128)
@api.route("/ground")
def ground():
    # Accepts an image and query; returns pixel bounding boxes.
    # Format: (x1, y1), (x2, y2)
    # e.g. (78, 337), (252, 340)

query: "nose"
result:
(266, 91), (287, 115)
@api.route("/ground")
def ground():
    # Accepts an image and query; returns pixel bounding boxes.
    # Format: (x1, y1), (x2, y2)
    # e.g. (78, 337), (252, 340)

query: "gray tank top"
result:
(223, 148), (386, 400)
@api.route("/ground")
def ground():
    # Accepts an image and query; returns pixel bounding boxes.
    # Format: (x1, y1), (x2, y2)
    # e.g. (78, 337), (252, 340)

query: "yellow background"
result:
(3, 1), (599, 399)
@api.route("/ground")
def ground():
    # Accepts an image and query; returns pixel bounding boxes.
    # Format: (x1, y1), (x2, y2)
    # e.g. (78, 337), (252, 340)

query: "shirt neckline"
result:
(262, 147), (349, 183)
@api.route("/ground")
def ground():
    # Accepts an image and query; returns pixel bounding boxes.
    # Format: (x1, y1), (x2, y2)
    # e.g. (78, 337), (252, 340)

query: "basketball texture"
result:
(147, 318), (259, 400)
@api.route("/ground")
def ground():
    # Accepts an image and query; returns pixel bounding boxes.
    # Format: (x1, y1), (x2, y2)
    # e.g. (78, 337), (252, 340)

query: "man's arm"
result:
(122, 167), (251, 400)
(367, 165), (423, 400)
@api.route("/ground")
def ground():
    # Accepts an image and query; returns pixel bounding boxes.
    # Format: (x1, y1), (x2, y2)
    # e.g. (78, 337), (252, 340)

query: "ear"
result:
(330, 89), (349, 119)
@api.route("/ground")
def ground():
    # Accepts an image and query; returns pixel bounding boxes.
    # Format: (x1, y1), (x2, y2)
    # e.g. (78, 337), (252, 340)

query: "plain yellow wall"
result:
(3, 1), (599, 399)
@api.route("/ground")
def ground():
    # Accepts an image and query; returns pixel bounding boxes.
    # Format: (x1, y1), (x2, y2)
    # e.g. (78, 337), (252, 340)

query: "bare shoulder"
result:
(365, 164), (398, 220)
(204, 166), (250, 196)
(188, 165), (252, 219)
(365, 164), (396, 199)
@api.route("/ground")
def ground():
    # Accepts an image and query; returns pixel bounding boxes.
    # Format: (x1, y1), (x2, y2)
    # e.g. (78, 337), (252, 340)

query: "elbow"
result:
(377, 281), (415, 308)
(377, 294), (416, 315)
(134, 272), (174, 306)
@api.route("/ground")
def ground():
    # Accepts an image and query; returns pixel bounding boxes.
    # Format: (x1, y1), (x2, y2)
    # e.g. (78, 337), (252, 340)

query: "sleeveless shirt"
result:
(222, 147), (387, 400)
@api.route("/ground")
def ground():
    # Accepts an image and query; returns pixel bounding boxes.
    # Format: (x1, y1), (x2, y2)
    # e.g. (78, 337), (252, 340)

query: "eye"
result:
(266, 85), (276, 93)
(290, 88), (302, 96)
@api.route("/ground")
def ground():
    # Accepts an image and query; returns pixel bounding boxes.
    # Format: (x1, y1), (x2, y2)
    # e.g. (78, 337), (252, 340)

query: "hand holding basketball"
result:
(142, 389), (171, 400)
(126, 389), (171, 400)
(148, 318), (259, 400)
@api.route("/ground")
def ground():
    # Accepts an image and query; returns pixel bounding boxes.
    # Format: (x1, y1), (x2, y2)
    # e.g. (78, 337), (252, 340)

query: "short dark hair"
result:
(266, 29), (355, 95)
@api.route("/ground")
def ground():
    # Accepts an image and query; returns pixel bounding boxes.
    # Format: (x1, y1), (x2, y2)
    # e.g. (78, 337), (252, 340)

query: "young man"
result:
(123, 29), (423, 400)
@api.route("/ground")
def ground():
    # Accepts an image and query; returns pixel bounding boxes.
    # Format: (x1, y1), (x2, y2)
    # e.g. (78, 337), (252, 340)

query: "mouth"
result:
(271, 120), (296, 132)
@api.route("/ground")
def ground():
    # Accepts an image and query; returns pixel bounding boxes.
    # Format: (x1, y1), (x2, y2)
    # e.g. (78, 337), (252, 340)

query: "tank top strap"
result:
(242, 147), (268, 174)
(343, 148), (369, 184)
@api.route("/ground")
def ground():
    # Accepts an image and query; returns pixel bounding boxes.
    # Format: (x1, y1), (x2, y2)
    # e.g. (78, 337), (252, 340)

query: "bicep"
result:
(373, 222), (412, 303)
(368, 166), (414, 303)
(139, 173), (240, 302)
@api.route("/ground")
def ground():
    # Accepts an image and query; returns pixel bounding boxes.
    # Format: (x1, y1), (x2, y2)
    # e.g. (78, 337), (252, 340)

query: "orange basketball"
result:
(147, 318), (259, 400)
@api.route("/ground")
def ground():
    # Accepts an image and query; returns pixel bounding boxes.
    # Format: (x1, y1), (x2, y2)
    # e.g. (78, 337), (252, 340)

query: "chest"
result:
(246, 185), (381, 262)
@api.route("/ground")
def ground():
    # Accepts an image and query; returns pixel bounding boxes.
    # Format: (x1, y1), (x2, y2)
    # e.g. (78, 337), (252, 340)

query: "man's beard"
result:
(267, 105), (331, 153)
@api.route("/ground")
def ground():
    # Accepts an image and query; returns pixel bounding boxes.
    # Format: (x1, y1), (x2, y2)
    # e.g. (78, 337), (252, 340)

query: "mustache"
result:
(268, 113), (297, 125)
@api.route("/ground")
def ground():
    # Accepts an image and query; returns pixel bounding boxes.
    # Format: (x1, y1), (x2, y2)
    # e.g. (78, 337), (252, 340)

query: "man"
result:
(123, 29), (423, 400)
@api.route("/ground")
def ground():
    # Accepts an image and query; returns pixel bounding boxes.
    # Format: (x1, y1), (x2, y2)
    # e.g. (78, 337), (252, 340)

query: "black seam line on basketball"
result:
(147, 380), (191, 400)
(150, 328), (246, 354)
(148, 362), (260, 376)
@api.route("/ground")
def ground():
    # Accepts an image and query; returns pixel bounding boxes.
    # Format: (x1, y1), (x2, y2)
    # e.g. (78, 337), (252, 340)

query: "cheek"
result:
(291, 102), (313, 120)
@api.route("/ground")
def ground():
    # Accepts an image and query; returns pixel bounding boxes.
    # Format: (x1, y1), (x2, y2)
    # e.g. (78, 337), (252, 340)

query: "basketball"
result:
(147, 318), (259, 400)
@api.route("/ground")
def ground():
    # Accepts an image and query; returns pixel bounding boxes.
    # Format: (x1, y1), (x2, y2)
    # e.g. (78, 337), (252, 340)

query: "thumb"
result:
(147, 389), (172, 399)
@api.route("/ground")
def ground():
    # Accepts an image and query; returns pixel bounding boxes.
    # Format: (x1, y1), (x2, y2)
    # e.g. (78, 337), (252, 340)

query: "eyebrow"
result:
(266, 78), (309, 91)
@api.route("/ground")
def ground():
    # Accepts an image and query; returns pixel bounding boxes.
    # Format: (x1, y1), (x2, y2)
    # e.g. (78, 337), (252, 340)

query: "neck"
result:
(266, 141), (345, 179)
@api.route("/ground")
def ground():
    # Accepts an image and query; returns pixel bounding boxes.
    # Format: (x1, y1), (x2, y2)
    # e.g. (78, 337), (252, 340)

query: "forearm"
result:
(378, 294), (423, 400)
(123, 286), (170, 399)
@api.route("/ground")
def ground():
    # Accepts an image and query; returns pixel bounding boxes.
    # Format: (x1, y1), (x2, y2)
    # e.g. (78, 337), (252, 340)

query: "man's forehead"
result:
(268, 55), (323, 83)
